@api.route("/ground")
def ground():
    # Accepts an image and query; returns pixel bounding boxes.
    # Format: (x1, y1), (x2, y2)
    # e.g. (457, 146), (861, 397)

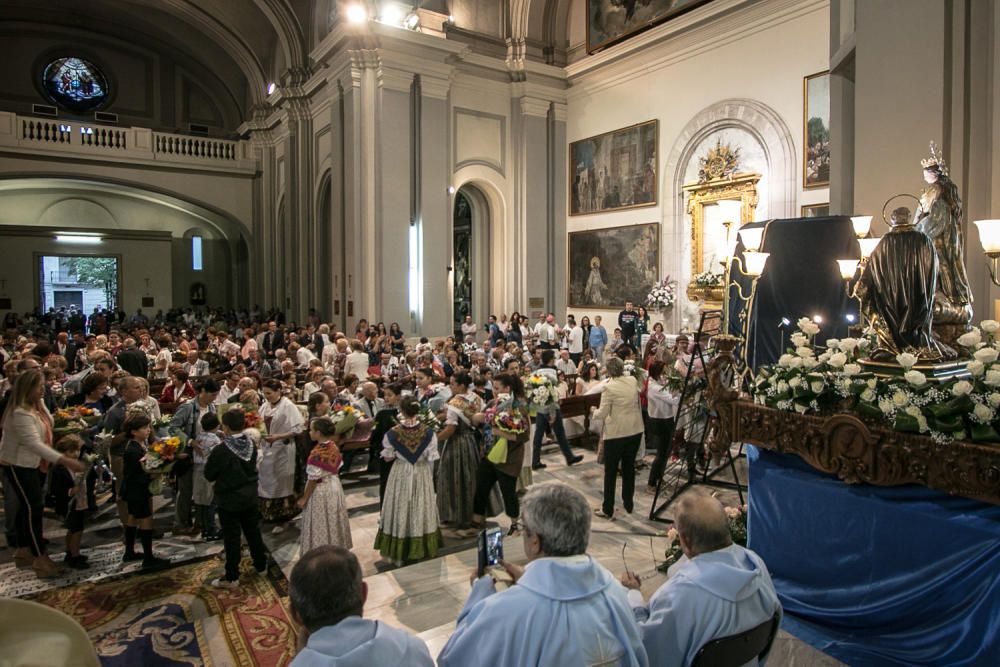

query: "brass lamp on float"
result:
(850, 216), (873, 239)
(858, 237), (882, 262)
(837, 259), (860, 281)
(737, 227), (764, 253)
(974, 219), (1000, 286)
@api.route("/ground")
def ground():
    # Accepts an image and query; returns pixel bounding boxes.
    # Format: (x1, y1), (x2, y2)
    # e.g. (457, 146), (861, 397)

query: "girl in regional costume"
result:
(257, 379), (304, 531)
(297, 413), (353, 552)
(374, 395), (442, 565)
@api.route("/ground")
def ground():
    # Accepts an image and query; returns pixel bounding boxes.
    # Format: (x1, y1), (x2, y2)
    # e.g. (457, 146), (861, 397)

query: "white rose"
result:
(916, 415), (929, 432)
(843, 363), (861, 376)
(861, 388), (876, 402)
(778, 354), (795, 368)
(818, 352), (832, 364)
(952, 380), (973, 396)
(957, 329), (983, 348)
(828, 352), (848, 368)
(796, 346), (814, 359)
(904, 370), (927, 387)
(789, 357), (804, 369)
(866, 378), (878, 389)
(981, 320), (1000, 333)
(989, 393), (1000, 408)
(878, 399), (895, 415)
(789, 332), (808, 348)
(802, 357), (819, 370)
(788, 377), (802, 388)
(857, 338), (871, 350)
(986, 370), (1000, 387)
(802, 322), (820, 336)
(974, 404), (994, 422)
(895, 352), (918, 370)
(905, 405), (921, 417)
(794, 403), (808, 414)
(826, 338), (841, 350)
(810, 380), (825, 394)
(974, 347), (999, 364)
(968, 360), (986, 377)
(839, 338), (858, 354)
(776, 380), (789, 394)
(891, 391), (909, 408)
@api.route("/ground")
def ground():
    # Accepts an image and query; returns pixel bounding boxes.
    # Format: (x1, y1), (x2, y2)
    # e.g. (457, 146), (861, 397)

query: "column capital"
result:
(519, 96), (551, 119)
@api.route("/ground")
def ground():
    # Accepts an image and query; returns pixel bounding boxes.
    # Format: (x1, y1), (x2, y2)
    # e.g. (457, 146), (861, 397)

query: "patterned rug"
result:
(26, 552), (298, 667)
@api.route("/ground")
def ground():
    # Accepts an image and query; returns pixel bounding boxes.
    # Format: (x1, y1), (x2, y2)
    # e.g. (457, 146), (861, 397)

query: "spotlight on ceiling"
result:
(404, 11), (420, 30)
(346, 3), (368, 24)
(266, 82), (276, 95)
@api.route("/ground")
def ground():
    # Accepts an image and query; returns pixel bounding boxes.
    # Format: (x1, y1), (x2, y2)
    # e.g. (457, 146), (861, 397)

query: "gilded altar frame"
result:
(682, 172), (761, 279)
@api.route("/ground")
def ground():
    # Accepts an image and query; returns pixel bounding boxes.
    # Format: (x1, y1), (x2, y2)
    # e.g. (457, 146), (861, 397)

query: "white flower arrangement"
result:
(751, 317), (1000, 444)
(646, 276), (678, 309)
(692, 270), (725, 287)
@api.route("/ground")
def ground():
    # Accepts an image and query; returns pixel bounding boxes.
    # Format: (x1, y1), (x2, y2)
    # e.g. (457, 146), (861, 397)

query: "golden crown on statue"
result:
(920, 140), (948, 176)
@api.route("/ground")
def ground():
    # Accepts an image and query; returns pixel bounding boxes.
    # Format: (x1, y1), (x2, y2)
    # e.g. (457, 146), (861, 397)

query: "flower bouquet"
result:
(142, 431), (188, 494)
(646, 276), (677, 309)
(152, 414), (173, 429)
(486, 408), (530, 465)
(53, 406), (102, 436)
(526, 374), (559, 415)
(217, 403), (268, 437)
(623, 360), (645, 383)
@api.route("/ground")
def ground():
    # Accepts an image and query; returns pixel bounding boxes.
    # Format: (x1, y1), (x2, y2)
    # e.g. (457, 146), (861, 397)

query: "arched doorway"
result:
(453, 185), (491, 338)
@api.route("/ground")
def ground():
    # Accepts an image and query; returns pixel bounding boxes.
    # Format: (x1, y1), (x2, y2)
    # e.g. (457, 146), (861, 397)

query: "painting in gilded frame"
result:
(568, 223), (659, 308)
(803, 71), (830, 189)
(801, 203), (830, 218)
(570, 120), (657, 217)
(587, 0), (714, 54)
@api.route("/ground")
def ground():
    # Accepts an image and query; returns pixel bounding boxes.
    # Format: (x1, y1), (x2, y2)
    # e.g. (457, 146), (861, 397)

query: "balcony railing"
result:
(0, 112), (256, 174)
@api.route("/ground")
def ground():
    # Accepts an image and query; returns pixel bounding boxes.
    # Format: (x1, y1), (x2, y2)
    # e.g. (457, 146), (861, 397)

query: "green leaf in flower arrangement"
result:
(928, 413), (963, 433)
(970, 423), (1000, 443)
(893, 413), (921, 433)
(927, 395), (975, 420)
(856, 401), (882, 419)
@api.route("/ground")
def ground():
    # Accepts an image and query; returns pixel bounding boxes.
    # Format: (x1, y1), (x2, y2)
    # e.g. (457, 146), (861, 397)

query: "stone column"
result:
(419, 74), (452, 337)
(514, 94), (555, 316)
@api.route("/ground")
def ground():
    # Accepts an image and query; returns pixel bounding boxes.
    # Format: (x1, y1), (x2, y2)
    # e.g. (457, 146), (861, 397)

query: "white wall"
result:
(564, 0), (830, 332)
(0, 232), (172, 317)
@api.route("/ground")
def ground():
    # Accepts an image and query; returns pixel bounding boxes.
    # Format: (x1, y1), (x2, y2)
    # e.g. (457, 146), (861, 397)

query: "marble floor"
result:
(1, 440), (843, 665)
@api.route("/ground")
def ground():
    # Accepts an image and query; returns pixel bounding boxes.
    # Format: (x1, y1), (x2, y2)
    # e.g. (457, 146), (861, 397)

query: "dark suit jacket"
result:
(117, 348), (149, 378)
(262, 331), (285, 356)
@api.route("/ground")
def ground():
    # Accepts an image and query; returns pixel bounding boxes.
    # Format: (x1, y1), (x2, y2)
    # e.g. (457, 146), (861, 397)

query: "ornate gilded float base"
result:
(729, 401), (1000, 505)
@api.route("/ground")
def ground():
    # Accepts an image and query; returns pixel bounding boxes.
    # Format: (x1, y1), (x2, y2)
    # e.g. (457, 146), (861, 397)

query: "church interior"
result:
(1, 0), (999, 665)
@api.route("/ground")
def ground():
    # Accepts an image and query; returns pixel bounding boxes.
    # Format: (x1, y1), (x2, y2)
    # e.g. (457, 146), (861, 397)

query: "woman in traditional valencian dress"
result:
(297, 414), (353, 552)
(374, 395), (442, 566)
(435, 372), (492, 533)
(257, 379), (304, 533)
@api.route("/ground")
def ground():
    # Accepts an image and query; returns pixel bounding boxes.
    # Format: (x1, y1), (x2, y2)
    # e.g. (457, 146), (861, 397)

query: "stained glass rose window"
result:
(41, 57), (109, 112)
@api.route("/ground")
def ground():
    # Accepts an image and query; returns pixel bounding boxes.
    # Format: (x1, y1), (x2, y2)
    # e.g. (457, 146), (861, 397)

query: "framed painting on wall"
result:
(568, 223), (659, 308)
(586, 0), (713, 54)
(803, 71), (830, 189)
(570, 120), (657, 216)
(801, 203), (830, 217)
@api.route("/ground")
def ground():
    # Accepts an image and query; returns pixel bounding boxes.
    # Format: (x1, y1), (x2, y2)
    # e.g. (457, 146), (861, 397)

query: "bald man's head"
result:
(675, 493), (732, 557)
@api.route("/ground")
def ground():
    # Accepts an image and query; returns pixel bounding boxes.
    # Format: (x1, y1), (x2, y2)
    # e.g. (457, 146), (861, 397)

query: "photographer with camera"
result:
(438, 482), (648, 666)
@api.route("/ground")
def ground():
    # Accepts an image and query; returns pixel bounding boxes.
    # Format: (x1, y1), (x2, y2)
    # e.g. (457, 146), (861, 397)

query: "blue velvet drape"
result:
(747, 446), (1000, 666)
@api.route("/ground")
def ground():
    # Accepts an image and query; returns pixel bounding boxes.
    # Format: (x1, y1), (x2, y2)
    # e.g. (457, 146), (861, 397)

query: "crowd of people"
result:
(0, 303), (779, 665)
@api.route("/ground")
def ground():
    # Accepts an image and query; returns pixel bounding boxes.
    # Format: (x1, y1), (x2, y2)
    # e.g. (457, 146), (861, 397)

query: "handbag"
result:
(487, 437), (508, 464)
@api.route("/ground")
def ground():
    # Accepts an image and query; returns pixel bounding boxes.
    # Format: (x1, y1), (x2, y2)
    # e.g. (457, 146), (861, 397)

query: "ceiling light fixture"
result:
(55, 233), (103, 245)
(267, 82), (277, 95)
(380, 3), (403, 25)
(346, 3), (368, 24)
(404, 11), (420, 30)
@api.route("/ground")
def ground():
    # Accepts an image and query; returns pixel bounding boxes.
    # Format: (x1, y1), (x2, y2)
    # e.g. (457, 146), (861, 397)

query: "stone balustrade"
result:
(0, 112), (256, 174)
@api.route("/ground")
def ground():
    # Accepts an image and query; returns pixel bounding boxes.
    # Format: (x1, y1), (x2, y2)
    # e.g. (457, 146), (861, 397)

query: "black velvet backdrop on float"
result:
(729, 216), (860, 369)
